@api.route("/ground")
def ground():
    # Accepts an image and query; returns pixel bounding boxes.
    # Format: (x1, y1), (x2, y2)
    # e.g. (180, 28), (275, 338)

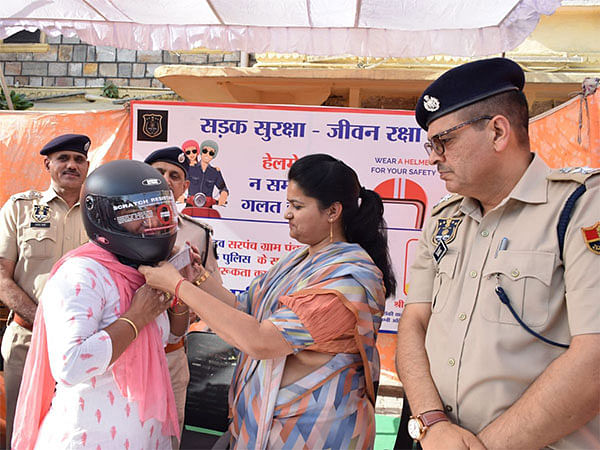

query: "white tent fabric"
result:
(1, 0), (561, 57)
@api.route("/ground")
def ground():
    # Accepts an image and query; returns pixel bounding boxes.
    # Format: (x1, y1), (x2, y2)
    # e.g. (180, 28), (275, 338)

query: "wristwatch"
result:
(407, 409), (448, 441)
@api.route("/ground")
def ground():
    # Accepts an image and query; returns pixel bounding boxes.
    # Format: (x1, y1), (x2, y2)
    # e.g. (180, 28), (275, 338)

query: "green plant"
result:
(102, 82), (119, 99)
(0, 90), (33, 110)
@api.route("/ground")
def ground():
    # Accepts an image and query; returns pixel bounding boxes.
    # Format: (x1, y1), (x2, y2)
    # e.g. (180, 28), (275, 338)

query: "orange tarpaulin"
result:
(2, 91), (598, 205)
(530, 88), (600, 168)
(0, 109), (131, 205)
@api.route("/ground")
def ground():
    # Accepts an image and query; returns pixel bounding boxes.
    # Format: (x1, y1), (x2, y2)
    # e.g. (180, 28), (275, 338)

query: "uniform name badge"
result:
(31, 205), (51, 228)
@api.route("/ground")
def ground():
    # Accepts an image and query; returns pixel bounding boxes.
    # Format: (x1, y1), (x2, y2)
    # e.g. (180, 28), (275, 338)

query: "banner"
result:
(131, 101), (448, 333)
(0, 109), (131, 205)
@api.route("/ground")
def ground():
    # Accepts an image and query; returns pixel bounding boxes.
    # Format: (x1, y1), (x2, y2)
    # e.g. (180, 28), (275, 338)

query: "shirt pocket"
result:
(482, 250), (555, 327)
(431, 252), (459, 314)
(21, 226), (58, 259)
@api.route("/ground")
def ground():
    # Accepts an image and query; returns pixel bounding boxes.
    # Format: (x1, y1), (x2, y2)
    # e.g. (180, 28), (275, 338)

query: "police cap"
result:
(415, 58), (525, 131)
(144, 146), (190, 175)
(40, 134), (91, 156)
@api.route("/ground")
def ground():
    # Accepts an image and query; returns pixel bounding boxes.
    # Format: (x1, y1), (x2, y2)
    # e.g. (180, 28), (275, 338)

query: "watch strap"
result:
(419, 409), (448, 428)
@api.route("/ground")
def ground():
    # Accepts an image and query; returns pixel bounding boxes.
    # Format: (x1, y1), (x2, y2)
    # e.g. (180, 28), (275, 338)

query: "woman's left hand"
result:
(139, 261), (182, 294)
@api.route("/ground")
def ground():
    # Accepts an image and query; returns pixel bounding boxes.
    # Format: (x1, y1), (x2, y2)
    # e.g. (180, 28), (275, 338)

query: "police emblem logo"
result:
(423, 95), (440, 112)
(432, 218), (462, 245)
(137, 109), (169, 142)
(32, 205), (50, 222)
(581, 222), (600, 255)
(142, 114), (163, 138)
(178, 152), (186, 164)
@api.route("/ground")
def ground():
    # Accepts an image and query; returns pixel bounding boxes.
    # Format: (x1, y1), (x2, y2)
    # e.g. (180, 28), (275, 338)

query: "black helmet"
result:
(82, 160), (178, 266)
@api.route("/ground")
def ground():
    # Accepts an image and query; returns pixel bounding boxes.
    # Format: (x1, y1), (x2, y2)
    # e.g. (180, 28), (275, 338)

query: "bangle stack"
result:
(117, 317), (139, 340)
(193, 270), (210, 286)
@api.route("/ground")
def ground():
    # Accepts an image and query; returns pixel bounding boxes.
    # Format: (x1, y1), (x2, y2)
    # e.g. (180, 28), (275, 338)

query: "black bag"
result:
(184, 331), (238, 432)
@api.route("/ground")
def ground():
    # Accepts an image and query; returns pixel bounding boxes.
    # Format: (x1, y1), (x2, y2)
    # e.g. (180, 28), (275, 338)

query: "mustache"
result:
(436, 164), (450, 172)
(62, 169), (80, 176)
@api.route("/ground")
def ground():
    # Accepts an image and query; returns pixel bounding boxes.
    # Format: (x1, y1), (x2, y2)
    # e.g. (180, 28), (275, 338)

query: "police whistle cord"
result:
(494, 286), (569, 349)
(557, 184), (586, 262)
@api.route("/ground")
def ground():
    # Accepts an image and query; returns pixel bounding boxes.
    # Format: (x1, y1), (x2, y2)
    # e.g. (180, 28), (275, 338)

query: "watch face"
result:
(407, 418), (422, 439)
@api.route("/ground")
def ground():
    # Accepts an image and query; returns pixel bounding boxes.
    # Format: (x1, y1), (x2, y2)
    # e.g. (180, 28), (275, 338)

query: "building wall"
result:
(0, 34), (243, 89)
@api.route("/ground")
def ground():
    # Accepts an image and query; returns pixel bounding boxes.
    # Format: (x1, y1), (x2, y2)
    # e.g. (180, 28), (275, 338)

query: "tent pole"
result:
(0, 64), (15, 110)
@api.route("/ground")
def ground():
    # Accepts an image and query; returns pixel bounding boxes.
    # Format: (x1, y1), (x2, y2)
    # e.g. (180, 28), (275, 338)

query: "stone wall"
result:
(0, 34), (242, 88)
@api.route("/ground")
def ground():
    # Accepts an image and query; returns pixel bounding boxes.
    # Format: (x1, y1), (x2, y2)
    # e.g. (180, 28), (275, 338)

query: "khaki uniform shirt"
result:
(177, 213), (221, 283)
(407, 155), (599, 449)
(0, 187), (88, 303)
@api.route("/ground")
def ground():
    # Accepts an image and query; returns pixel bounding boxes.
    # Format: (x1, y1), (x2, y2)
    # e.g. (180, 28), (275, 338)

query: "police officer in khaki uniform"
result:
(0, 134), (91, 447)
(144, 146), (222, 449)
(395, 58), (599, 449)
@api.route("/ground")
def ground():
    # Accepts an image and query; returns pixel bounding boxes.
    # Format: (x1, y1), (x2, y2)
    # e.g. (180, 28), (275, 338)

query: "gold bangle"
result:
(193, 270), (210, 286)
(168, 308), (190, 316)
(117, 317), (139, 340)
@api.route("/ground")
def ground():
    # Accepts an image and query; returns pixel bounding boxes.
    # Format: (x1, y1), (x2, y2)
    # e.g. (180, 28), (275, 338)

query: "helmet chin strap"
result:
(116, 254), (143, 269)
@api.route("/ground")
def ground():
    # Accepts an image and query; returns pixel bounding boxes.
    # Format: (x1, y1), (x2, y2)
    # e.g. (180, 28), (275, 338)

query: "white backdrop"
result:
(131, 100), (447, 332)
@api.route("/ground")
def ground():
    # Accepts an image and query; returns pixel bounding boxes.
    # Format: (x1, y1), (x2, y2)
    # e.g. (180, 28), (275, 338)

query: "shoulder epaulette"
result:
(547, 167), (600, 184)
(180, 213), (214, 234)
(10, 190), (42, 202)
(431, 193), (463, 215)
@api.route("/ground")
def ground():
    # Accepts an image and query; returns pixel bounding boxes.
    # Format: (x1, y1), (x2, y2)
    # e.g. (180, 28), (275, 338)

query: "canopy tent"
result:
(1, 0), (560, 57)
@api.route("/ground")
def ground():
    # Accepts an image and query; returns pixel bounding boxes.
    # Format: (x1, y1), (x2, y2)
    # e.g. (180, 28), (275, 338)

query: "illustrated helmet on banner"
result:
(82, 160), (178, 267)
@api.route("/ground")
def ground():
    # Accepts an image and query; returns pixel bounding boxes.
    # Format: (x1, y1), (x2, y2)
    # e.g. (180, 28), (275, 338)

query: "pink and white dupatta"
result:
(11, 242), (179, 449)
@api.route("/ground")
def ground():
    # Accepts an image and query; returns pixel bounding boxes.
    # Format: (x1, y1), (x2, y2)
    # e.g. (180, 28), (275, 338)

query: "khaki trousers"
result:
(166, 345), (190, 450)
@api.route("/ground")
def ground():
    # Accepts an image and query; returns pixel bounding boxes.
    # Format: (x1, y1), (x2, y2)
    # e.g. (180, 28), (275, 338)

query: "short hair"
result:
(458, 90), (530, 145)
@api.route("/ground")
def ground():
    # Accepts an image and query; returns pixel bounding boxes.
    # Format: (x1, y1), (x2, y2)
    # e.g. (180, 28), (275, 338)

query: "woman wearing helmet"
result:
(12, 160), (187, 450)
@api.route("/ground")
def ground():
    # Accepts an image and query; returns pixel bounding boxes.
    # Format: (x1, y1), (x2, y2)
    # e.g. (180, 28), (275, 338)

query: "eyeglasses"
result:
(202, 148), (215, 156)
(424, 116), (493, 156)
(185, 149), (197, 155)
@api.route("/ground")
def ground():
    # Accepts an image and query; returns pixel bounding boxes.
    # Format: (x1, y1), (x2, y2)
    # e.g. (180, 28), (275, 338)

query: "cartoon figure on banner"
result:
(181, 139), (229, 218)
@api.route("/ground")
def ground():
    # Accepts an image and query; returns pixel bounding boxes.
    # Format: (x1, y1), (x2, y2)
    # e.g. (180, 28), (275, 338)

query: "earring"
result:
(329, 220), (333, 243)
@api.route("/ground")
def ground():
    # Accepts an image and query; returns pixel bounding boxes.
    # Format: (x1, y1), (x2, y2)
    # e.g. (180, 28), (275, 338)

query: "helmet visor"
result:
(86, 190), (178, 237)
